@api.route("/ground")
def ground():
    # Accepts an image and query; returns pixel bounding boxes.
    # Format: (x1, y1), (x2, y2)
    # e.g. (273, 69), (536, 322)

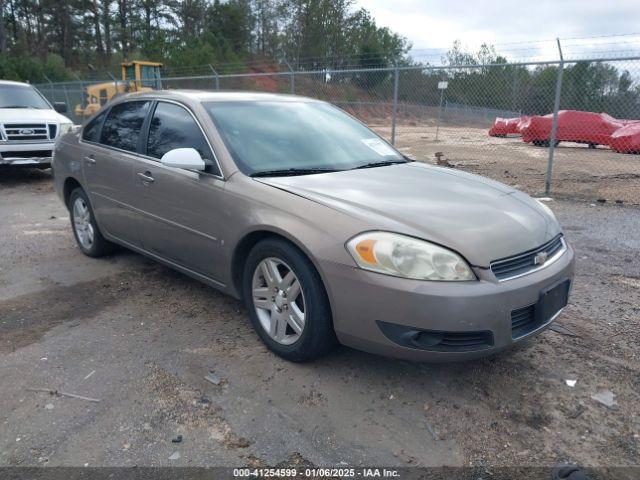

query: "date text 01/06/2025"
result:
(232, 468), (400, 477)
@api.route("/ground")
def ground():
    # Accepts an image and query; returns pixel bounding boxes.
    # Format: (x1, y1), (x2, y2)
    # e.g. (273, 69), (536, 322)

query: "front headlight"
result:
(59, 123), (73, 136)
(346, 232), (475, 281)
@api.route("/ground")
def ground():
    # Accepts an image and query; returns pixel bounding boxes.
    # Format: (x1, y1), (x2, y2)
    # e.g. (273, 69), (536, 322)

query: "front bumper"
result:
(321, 243), (575, 362)
(0, 142), (54, 166)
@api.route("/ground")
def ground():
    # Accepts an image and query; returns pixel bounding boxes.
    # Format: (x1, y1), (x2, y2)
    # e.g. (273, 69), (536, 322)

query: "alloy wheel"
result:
(73, 197), (94, 250)
(252, 257), (306, 345)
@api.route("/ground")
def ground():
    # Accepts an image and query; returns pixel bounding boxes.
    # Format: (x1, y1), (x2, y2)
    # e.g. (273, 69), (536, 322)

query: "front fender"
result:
(221, 175), (367, 302)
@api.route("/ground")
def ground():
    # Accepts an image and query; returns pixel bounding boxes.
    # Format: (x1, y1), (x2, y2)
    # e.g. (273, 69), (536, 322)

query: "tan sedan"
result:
(52, 91), (574, 362)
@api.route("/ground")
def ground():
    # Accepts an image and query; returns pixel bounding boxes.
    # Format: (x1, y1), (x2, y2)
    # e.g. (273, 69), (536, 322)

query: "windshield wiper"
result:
(352, 159), (412, 170)
(250, 168), (341, 177)
(1, 105), (31, 109)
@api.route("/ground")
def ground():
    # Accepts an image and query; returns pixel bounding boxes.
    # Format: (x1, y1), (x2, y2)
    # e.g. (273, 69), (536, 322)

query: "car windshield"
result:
(204, 101), (406, 176)
(0, 84), (51, 109)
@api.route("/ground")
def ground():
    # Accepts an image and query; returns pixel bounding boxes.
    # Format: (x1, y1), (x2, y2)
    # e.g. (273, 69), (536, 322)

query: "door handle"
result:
(137, 171), (154, 183)
(83, 156), (96, 165)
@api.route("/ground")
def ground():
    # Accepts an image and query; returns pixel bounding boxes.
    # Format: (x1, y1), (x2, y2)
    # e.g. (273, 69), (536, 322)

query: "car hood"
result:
(0, 107), (72, 124)
(257, 162), (560, 267)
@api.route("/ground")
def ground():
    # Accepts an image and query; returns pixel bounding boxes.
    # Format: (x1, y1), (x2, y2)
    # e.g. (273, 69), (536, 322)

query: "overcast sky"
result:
(357, 0), (640, 62)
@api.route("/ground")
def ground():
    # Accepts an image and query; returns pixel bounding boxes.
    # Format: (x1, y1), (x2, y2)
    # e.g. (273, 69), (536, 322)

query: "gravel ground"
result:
(0, 168), (638, 471)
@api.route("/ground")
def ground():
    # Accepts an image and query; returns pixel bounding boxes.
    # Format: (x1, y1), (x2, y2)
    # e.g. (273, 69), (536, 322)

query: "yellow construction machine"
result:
(75, 61), (162, 119)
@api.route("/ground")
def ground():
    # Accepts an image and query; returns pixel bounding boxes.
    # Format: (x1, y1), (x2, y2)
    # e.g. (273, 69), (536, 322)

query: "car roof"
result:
(121, 89), (320, 103)
(0, 80), (34, 87)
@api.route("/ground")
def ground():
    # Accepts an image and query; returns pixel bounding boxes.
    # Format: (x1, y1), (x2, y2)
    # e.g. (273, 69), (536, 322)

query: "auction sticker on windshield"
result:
(361, 138), (397, 156)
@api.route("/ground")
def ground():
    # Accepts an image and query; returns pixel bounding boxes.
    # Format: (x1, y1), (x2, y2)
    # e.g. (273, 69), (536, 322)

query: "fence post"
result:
(44, 74), (55, 102)
(106, 72), (118, 94)
(284, 59), (295, 94)
(511, 68), (518, 112)
(74, 73), (84, 98)
(62, 84), (71, 113)
(435, 74), (445, 142)
(545, 38), (564, 195)
(73, 73), (85, 113)
(208, 64), (220, 90)
(391, 64), (399, 146)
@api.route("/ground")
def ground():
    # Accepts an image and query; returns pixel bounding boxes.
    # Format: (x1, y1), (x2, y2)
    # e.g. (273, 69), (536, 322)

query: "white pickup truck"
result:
(0, 80), (74, 169)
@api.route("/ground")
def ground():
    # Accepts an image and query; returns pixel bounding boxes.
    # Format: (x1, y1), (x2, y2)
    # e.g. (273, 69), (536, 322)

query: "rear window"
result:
(99, 101), (151, 153)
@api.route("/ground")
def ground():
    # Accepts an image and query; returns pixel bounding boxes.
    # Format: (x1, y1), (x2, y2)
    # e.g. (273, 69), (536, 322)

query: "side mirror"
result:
(160, 148), (206, 171)
(53, 102), (67, 113)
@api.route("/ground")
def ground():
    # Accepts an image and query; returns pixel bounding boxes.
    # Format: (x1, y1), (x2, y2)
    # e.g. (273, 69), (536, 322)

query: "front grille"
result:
(0, 150), (52, 159)
(511, 304), (538, 339)
(491, 235), (565, 281)
(431, 331), (494, 352)
(1, 123), (53, 142)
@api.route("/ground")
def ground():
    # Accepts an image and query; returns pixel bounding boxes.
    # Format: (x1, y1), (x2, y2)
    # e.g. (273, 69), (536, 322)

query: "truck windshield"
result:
(204, 101), (406, 176)
(0, 84), (51, 109)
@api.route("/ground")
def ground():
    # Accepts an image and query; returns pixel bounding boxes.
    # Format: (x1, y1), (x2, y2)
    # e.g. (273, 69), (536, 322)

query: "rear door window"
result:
(146, 102), (219, 175)
(99, 101), (151, 153)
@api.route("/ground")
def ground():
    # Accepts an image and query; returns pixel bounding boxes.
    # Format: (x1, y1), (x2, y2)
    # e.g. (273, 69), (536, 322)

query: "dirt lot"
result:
(370, 121), (640, 206)
(0, 169), (639, 473)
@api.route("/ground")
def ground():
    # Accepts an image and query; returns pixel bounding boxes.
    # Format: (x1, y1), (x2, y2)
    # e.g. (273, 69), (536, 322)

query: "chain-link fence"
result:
(36, 53), (640, 205)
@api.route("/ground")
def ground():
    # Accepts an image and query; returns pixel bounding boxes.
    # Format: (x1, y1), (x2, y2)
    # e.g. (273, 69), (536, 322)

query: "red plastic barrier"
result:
(609, 122), (640, 153)
(516, 116), (530, 133)
(488, 116), (526, 137)
(520, 110), (624, 146)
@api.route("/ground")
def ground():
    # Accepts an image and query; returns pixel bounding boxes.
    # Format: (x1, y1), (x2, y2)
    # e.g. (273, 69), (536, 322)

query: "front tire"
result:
(242, 238), (336, 362)
(69, 187), (115, 257)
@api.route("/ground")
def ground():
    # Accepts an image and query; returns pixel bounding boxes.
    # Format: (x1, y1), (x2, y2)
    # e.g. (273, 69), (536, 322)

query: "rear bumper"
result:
(0, 142), (54, 166)
(321, 243), (575, 362)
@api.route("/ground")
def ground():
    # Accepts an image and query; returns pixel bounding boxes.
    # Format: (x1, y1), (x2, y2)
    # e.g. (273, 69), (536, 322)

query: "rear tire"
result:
(242, 238), (336, 362)
(69, 187), (115, 257)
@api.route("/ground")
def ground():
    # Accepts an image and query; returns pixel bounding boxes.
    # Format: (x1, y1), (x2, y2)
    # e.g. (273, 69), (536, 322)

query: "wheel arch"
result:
(230, 227), (331, 306)
(63, 176), (83, 209)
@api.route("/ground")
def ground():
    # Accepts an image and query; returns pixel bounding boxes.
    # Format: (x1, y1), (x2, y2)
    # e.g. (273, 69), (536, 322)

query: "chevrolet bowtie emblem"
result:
(534, 251), (549, 265)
